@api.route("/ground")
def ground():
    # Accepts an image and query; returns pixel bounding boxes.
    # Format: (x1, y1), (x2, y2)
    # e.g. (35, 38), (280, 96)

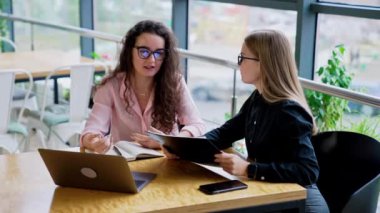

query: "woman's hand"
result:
(162, 146), (179, 159)
(147, 126), (182, 159)
(131, 132), (161, 149)
(82, 133), (111, 154)
(214, 152), (250, 176)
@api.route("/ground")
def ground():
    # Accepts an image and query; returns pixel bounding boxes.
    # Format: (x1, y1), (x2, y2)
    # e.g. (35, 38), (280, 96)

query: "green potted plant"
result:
(305, 45), (354, 131)
(346, 116), (380, 141)
(306, 45), (380, 142)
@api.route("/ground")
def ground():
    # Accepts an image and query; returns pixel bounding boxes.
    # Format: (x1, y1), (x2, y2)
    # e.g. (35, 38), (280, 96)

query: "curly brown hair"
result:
(100, 20), (183, 133)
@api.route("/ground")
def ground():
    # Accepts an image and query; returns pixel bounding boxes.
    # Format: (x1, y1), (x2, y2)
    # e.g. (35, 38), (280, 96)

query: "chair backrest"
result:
(40, 64), (95, 123)
(69, 64), (95, 122)
(0, 69), (33, 132)
(311, 131), (380, 213)
(0, 37), (17, 51)
(342, 173), (380, 213)
(0, 72), (15, 134)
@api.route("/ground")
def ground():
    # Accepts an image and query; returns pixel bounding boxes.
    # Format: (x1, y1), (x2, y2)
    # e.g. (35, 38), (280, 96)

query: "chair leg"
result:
(26, 117), (50, 149)
(24, 129), (31, 152)
(16, 134), (27, 153)
(47, 127), (52, 141)
(51, 129), (71, 148)
(36, 129), (47, 148)
(67, 133), (80, 147)
(9, 133), (22, 153)
(26, 128), (48, 150)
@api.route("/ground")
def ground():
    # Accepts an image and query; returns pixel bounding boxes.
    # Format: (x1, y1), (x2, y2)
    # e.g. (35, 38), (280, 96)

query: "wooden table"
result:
(0, 150), (306, 213)
(0, 50), (109, 103)
(0, 50), (105, 79)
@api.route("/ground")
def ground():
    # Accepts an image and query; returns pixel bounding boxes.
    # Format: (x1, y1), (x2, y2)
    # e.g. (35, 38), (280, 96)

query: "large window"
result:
(316, 14), (380, 116)
(187, 0), (297, 124)
(3, 0), (379, 124)
(319, 0), (380, 7)
(93, 0), (172, 61)
(12, 0), (79, 52)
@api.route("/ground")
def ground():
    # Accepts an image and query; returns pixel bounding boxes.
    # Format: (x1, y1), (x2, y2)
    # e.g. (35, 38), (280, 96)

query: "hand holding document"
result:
(131, 127), (165, 149)
(147, 131), (221, 164)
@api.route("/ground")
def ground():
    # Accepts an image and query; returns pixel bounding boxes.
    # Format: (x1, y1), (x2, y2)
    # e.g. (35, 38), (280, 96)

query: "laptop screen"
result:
(38, 148), (156, 193)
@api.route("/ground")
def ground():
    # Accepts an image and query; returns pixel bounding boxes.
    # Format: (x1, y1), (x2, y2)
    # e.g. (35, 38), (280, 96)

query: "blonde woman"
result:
(205, 30), (329, 212)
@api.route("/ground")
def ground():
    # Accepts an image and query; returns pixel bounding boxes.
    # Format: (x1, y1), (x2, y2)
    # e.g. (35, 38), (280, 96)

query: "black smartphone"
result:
(199, 180), (248, 195)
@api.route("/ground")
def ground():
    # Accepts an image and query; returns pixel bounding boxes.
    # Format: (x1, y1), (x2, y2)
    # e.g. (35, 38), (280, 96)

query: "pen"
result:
(80, 134), (111, 154)
(80, 134), (101, 153)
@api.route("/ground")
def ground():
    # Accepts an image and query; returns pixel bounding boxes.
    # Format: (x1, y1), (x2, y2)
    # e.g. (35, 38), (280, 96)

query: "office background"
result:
(0, 2), (379, 211)
(0, 0), (379, 129)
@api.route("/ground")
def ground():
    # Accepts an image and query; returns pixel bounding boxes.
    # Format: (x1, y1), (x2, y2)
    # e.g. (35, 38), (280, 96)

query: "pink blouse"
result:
(81, 73), (206, 143)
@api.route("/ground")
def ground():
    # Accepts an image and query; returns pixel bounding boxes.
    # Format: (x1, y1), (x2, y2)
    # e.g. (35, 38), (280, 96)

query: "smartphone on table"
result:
(199, 180), (248, 195)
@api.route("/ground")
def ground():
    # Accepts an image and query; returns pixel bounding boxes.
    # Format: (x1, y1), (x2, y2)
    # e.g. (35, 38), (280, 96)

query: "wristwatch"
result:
(247, 163), (258, 180)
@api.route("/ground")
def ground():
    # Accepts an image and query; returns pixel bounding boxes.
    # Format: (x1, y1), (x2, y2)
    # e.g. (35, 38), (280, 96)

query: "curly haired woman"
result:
(81, 20), (205, 153)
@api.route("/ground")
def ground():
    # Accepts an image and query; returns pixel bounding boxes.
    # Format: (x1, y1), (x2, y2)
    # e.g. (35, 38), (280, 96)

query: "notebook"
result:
(38, 148), (156, 193)
(147, 131), (221, 164)
(113, 141), (164, 161)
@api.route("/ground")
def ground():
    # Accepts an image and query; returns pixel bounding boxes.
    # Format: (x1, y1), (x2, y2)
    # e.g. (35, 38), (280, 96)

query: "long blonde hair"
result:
(244, 30), (317, 134)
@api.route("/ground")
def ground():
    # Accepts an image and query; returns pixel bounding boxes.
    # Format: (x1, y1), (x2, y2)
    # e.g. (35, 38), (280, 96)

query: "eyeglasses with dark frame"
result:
(237, 54), (260, 66)
(135, 46), (167, 61)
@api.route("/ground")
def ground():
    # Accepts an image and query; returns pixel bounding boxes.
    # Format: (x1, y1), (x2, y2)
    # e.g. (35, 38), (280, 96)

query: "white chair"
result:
(0, 69), (33, 154)
(26, 64), (97, 148)
(0, 37), (39, 118)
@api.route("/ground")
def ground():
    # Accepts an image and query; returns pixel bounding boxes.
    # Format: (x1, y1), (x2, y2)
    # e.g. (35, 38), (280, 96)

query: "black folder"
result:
(147, 131), (221, 164)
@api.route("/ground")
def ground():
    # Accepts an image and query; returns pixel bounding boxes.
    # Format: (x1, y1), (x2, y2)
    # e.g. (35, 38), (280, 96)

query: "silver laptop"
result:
(38, 148), (156, 193)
